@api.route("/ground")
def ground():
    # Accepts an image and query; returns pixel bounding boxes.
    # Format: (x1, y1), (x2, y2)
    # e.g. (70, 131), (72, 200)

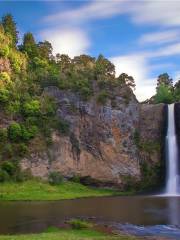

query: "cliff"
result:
(21, 87), (166, 188)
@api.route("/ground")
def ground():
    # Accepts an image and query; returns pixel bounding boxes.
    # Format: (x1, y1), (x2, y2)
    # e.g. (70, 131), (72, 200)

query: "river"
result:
(1, 195), (180, 238)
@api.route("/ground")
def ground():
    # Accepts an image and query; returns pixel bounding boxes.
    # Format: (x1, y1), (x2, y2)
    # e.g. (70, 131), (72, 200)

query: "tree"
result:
(95, 54), (115, 78)
(72, 55), (95, 69)
(2, 14), (18, 46)
(174, 79), (180, 101)
(21, 32), (38, 58)
(37, 41), (53, 60)
(155, 84), (173, 104)
(56, 54), (71, 73)
(118, 73), (136, 90)
(156, 73), (173, 90)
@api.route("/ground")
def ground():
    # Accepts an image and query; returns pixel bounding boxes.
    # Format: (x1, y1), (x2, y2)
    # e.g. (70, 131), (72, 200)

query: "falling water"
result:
(165, 104), (179, 195)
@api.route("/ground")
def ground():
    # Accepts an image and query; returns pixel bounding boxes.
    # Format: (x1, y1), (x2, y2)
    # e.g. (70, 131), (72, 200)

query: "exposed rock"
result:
(21, 87), (166, 187)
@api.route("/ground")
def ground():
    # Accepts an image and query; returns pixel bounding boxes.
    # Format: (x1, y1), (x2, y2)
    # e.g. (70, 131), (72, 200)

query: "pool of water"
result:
(1, 195), (180, 238)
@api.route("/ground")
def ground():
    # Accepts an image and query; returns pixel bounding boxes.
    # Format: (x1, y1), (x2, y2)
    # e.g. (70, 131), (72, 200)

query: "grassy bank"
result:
(0, 229), (137, 240)
(0, 180), (122, 201)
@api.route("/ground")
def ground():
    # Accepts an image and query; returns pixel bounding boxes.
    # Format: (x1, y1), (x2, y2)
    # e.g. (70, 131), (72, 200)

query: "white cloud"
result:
(139, 30), (180, 45)
(110, 54), (156, 101)
(39, 28), (90, 57)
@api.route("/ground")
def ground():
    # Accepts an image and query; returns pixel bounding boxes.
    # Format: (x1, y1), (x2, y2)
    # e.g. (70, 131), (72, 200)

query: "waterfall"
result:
(165, 104), (179, 195)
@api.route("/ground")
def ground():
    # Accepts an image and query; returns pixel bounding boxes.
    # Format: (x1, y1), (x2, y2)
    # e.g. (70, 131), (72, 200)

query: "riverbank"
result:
(0, 228), (138, 240)
(0, 180), (126, 201)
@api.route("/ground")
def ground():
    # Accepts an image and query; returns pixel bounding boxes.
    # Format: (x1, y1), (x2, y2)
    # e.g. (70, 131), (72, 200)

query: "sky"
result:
(1, 0), (180, 101)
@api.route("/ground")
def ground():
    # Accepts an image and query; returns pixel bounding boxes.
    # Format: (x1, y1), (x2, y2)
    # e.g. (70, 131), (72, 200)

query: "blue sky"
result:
(1, 0), (180, 100)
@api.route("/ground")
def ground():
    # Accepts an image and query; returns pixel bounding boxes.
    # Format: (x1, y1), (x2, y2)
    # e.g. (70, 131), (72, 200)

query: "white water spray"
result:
(165, 104), (179, 195)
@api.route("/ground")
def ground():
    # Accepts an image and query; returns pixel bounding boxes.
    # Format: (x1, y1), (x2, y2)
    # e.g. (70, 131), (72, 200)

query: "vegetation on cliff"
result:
(0, 14), (136, 183)
(150, 73), (180, 104)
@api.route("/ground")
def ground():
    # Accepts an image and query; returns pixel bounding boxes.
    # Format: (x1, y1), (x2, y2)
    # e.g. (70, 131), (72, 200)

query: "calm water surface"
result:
(0, 196), (180, 237)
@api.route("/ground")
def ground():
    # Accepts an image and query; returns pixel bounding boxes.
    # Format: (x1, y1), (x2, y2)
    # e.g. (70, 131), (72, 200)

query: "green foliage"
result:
(118, 73), (135, 90)
(55, 118), (70, 135)
(0, 128), (8, 142)
(139, 161), (163, 190)
(48, 171), (63, 185)
(0, 44), (9, 57)
(71, 175), (81, 183)
(0, 72), (11, 85)
(21, 125), (38, 141)
(2, 14), (18, 46)
(69, 219), (93, 230)
(21, 32), (38, 58)
(156, 73), (173, 90)
(8, 122), (22, 141)
(155, 84), (174, 104)
(23, 99), (40, 116)
(1, 161), (15, 176)
(0, 88), (9, 103)
(96, 90), (109, 104)
(0, 169), (10, 182)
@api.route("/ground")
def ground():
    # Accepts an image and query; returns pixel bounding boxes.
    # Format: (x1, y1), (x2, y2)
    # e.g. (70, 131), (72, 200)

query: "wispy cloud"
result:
(139, 30), (180, 45)
(44, 0), (126, 24)
(130, 0), (180, 27)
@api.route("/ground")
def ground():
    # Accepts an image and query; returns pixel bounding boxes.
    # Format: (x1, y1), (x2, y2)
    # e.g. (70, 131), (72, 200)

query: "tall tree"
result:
(21, 32), (38, 58)
(37, 41), (53, 60)
(118, 73), (136, 90)
(56, 54), (71, 73)
(95, 54), (115, 78)
(156, 73), (173, 90)
(2, 14), (18, 46)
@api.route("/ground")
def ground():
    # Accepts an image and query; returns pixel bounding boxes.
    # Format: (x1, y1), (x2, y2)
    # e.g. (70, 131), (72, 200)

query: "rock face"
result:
(21, 87), (166, 187)
(139, 104), (166, 165)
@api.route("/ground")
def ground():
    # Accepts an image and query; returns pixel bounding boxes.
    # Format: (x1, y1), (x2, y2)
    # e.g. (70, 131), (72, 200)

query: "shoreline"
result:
(0, 179), (133, 201)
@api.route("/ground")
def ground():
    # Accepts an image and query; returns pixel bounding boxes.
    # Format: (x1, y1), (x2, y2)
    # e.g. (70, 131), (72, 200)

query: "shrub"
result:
(0, 128), (8, 142)
(0, 44), (9, 57)
(23, 99), (40, 116)
(1, 161), (15, 176)
(96, 90), (109, 104)
(7, 101), (21, 114)
(69, 219), (92, 230)
(48, 171), (63, 185)
(0, 169), (10, 182)
(71, 175), (81, 183)
(8, 122), (22, 141)
(0, 72), (11, 85)
(55, 119), (69, 135)
(0, 88), (10, 103)
(21, 125), (38, 141)
(16, 143), (28, 157)
(3, 143), (13, 158)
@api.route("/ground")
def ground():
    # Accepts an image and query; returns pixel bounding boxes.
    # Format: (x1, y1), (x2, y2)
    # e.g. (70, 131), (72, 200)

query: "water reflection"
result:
(0, 196), (180, 234)
(167, 197), (179, 226)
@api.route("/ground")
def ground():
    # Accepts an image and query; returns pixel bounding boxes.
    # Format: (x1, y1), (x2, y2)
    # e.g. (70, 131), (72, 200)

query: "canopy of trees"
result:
(154, 73), (180, 104)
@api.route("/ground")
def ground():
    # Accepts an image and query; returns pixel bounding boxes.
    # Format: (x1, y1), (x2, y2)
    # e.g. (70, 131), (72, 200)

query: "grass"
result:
(0, 229), (138, 240)
(0, 180), (123, 201)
